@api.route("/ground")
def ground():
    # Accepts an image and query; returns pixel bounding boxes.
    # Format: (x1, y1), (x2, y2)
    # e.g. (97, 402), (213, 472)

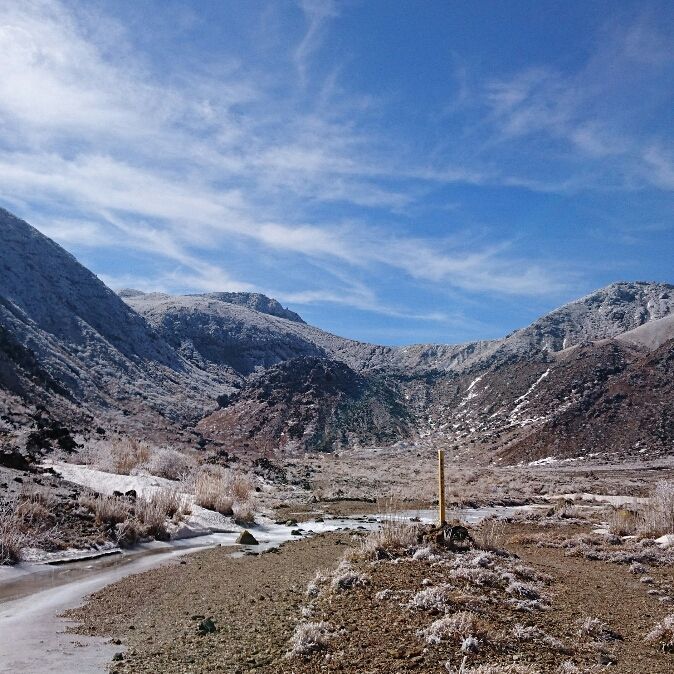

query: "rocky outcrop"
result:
(198, 357), (413, 453)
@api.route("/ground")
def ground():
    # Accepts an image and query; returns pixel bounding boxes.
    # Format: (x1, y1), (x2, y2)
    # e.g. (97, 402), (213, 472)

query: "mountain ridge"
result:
(1, 207), (673, 461)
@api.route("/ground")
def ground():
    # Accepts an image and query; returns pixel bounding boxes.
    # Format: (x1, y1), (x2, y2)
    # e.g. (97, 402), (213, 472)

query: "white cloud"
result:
(0, 0), (586, 318)
(293, 0), (338, 84)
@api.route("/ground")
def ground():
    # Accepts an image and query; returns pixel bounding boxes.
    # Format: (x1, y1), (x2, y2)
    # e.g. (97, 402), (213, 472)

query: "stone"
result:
(236, 529), (259, 545)
(197, 617), (217, 635)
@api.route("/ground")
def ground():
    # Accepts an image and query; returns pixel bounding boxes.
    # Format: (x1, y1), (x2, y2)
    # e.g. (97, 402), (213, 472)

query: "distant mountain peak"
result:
(117, 288), (147, 298)
(201, 292), (305, 323)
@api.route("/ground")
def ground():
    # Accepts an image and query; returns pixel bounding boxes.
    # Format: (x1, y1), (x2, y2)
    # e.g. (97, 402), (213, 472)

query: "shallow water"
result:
(0, 505), (526, 673)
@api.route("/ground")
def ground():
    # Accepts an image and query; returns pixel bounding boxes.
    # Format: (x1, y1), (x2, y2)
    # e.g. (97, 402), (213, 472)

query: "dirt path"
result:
(511, 538), (674, 673)
(66, 534), (354, 673)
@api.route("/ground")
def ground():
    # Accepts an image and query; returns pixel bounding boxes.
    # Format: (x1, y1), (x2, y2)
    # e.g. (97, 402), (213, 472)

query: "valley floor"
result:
(66, 518), (674, 674)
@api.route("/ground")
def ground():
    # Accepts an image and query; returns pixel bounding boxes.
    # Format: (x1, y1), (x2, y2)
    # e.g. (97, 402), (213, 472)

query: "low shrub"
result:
(288, 621), (333, 657)
(645, 614), (674, 652)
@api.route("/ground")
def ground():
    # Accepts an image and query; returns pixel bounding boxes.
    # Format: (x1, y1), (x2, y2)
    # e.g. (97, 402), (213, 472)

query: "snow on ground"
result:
(458, 375), (483, 407)
(553, 493), (649, 506)
(508, 368), (550, 421)
(48, 461), (239, 541)
(48, 461), (176, 498)
(655, 534), (674, 549)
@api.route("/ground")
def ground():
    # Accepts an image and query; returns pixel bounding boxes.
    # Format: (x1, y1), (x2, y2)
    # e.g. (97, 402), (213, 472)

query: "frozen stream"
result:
(0, 505), (531, 674)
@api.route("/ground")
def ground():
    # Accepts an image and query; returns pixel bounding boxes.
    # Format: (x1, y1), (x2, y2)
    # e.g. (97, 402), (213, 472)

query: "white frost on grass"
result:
(288, 621), (333, 656)
(48, 461), (235, 539)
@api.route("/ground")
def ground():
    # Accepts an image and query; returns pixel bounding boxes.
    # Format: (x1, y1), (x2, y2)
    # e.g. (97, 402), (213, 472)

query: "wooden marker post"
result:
(438, 449), (446, 525)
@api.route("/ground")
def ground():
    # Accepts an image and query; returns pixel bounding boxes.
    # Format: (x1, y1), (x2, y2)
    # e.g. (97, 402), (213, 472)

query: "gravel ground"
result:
(66, 522), (674, 674)
(66, 533), (356, 673)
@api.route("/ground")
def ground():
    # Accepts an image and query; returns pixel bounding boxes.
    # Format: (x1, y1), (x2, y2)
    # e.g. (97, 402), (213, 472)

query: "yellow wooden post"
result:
(438, 449), (446, 525)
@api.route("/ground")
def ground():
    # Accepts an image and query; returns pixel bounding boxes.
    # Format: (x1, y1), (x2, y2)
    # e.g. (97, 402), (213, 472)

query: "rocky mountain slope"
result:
(1, 206), (672, 462)
(419, 317), (674, 464)
(0, 208), (226, 440)
(198, 357), (413, 453)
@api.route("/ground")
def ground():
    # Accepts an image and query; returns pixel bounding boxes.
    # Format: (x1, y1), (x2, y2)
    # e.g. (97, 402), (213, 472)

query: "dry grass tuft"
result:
(105, 437), (152, 475)
(474, 518), (506, 551)
(638, 480), (674, 538)
(146, 448), (196, 480)
(577, 616), (622, 642)
(356, 517), (419, 560)
(444, 658), (543, 673)
(288, 621), (333, 657)
(228, 471), (254, 503)
(409, 583), (455, 613)
(79, 493), (131, 525)
(192, 466), (256, 521)
(194, 468), (234, 516)
(0, 501), (37, 565)
(330, 561), (370, 592)
(78, 487), (188, 545)
(512, 623), (566, 650)
(419, 611), (487, 645)
(607, 507), (639, 536)
(645, 614), (674, 652)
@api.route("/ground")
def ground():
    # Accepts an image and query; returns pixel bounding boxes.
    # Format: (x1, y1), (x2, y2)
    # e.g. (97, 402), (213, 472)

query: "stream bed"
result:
(0, 505), (532, 673)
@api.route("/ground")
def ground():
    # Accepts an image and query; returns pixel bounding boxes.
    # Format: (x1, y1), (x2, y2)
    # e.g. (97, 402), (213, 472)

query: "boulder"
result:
(236, 529), (259, 545)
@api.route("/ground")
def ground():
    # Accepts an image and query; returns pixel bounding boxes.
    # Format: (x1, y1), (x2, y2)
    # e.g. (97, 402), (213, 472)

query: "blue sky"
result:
(0, 0), (672, 345)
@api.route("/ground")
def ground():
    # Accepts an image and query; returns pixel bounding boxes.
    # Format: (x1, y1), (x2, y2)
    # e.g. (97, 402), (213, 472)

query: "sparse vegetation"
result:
(192, 466), (256, 522)
(355, 516), (419, 560)
(193, 467), (235, 515)
(145, 447), (197, 480)
(639, 480), (674, 538)
(645, 614), (674, 652)
(330, 560), (369, 592)
(77, 487), (189, 546)
(607, 506), (640, 536)
(0, 500), (36, 565)
(288, 621), (333, 657)
(102, 437), (152, 475)
(418, 611), (487, 645)
(474, 518), (506, 551)
(577, 616), (622, 642)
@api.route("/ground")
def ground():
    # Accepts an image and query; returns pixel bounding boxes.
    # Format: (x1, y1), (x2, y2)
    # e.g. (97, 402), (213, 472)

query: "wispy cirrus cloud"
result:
(0, 0), (568, 313)
(472, 13), (674, 194)
(0, 0), (670, 342)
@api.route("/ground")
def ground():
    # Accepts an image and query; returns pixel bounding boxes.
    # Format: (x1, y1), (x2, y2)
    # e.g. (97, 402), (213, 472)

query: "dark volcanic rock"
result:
(197, 357), (414, 453)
